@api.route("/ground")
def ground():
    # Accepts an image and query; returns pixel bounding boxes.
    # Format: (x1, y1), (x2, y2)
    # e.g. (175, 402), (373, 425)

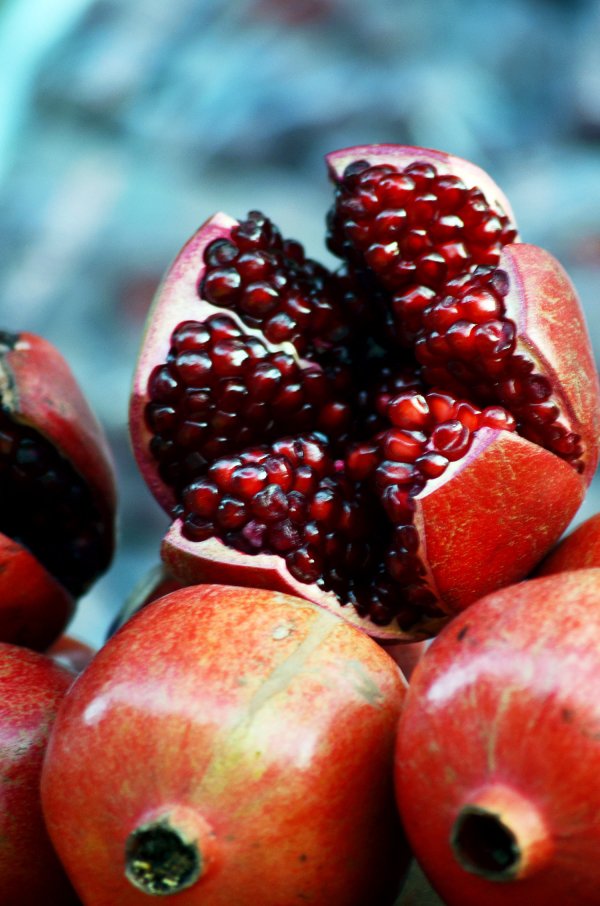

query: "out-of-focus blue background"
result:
(1, 0), (600, 647)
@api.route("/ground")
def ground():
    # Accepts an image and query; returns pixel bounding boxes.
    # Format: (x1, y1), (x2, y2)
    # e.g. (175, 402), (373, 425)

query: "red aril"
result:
(41, 585), (408, 905)
(0, 642), (79, 905)
(395, 568), (600, 906)
(129, 146), (599, 641)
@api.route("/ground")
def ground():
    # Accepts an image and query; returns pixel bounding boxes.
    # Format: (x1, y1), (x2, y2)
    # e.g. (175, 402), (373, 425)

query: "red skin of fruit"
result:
(42, 585), (408, 906)
(0, 642), (80, 906)
(0, 331), (117, 648)
(130, 146), (599, 642)
(535, 512), (600, 576)
(395, 568), (600, 906)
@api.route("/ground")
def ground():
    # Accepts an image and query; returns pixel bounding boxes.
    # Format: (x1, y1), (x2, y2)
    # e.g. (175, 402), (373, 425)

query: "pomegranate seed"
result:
(182, 515), (214, 541)
(430, 420), (472, 461)
(148, 365), (180, 403)
(480, 407), (516, 431)
(203, 238), (239, 266)
(380, 485), (416, 523)
(208, 456), (242, 491)
(231, 464), (268, 499)
(216, 497), (247, 530)
(375, 461), (418, 489)
(309, 488), (342, 528)
(203, 267), (242, 304)
(388, 393), (430, 430)
(171, 321), (211, 351)
(263, 456), (294, 491)
(287, 546), (322, 583)
(268, 519), (301, 552)
(383, 429), (427, 462)
(183, 480), (219, 517)
(251, 484), (289, 522)
(415, 451), (449, 480)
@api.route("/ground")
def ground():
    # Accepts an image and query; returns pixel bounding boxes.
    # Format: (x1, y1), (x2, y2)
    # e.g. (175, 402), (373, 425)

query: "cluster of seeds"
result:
(145, 158), (585, 628)
(327, 159), (517, 294)
(408, 270), (583, 469)
(0, 412), (110, 597)
(329, 161), (582, 471)
(146, 314), (353, 497)
(200, 211), (350, 355)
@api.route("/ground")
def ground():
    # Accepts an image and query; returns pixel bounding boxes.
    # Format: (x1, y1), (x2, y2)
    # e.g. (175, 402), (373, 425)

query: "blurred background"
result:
(1, 0), (599, 647)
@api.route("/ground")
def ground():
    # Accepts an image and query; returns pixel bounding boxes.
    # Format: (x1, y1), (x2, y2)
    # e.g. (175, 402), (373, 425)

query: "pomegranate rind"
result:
(129, 213), (238, 514)
(0, 533), (74, 651)
(1, 332), (117, 570)
(500, 243), (600, 480)
(536, 513), (600, 576)
(325, 144), (518, 231)
(415, 428), (585, 614)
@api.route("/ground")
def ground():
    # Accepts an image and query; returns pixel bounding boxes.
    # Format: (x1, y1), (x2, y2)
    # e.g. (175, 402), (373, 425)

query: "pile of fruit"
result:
(3, 144), (600, 905)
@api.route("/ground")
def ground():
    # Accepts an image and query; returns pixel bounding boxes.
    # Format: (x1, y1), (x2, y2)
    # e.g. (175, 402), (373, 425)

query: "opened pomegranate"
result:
(41, 584), (408, 905)
(0, 331), (116, 649)
(0, 642), (80, 905)
(129, 145), (599, 641)
(395, 568), (600, 906)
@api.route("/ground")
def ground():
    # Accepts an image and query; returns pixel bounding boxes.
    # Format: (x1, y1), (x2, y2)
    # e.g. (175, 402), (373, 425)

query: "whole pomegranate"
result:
(395, 568), (600, 906)
(41, 584), (408, 905)
(0, 642), (80, 905)
(0, 330), (116, 649)
(129, 144), (599, 641)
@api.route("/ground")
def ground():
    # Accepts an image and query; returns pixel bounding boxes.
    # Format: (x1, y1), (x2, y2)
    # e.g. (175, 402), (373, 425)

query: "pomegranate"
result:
(129, 145), (599, 641)
(536, 512), (600, 576)
(0, 330), (116, 649)
(395, 568), (600, 906)
(41, 584), (408, 905)
(0, 642), (80, 905)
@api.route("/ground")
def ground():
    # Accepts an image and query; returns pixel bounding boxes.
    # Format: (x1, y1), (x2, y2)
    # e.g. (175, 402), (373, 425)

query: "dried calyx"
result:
(132, 146), (599, 637)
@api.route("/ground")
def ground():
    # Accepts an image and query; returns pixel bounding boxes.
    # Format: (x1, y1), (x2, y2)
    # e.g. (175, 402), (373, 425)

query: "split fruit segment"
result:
(41, 585), (408, 906)
(129, 144), (600, 641)
(0, 331), (117, 649)
(395, 568), (600, 906)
